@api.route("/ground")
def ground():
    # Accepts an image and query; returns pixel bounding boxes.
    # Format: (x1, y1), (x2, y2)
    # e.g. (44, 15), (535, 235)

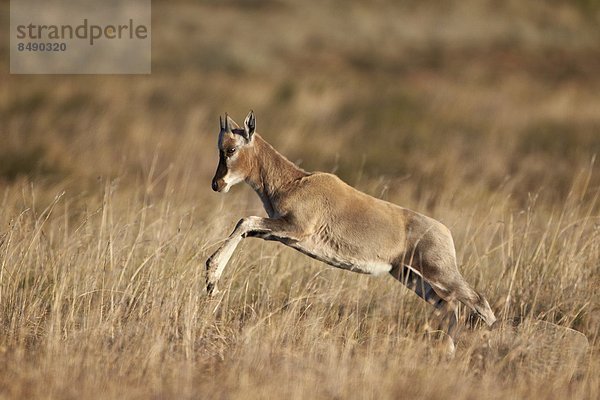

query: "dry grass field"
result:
(1, 0), (599, 398)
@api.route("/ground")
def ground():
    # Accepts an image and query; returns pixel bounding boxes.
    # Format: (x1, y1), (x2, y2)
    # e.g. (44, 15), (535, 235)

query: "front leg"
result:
(205, 216), (304, 297)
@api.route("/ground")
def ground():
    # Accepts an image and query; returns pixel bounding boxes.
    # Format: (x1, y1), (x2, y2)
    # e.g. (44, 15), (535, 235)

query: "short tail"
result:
(470, 290), (496, 327)
(445, 275), (497, 327)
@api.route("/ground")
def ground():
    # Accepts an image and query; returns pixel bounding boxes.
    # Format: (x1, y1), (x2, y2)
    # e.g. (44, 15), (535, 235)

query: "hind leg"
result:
(412, 234), (497, 327)
(390, 264), (458, 355)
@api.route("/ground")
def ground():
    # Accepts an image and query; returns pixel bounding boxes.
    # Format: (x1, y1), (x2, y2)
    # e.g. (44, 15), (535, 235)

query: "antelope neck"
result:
(246, 134), (308, 203)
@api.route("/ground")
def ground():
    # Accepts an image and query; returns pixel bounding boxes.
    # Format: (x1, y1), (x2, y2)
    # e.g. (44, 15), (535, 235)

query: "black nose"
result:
(211, 179), (219, 192)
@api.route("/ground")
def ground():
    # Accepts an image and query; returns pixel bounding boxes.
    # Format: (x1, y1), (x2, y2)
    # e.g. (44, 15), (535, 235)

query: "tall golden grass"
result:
(0, 1), (599, 398)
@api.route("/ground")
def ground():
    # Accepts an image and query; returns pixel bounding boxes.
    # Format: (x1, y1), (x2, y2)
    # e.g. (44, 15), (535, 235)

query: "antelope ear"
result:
(243, 110), (256, 140)
(225, 114), (240, 131)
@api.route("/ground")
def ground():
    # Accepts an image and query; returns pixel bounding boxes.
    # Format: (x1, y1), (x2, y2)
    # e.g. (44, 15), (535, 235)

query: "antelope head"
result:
(211, 111), (256, 192)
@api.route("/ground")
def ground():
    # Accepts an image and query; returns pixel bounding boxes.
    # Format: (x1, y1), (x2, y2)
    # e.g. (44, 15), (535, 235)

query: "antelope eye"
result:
(226, 147), (237, 157)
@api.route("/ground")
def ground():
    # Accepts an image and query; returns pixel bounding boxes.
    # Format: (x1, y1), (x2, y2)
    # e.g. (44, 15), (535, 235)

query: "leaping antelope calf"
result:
(206, 111), (496, 351)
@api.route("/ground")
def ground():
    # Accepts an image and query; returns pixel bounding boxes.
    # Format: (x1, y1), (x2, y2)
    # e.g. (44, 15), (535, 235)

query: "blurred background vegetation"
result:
(1, 0), (599, 207)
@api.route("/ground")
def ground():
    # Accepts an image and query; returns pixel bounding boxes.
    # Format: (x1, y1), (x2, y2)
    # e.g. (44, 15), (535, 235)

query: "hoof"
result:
(206, 282), (220, 298)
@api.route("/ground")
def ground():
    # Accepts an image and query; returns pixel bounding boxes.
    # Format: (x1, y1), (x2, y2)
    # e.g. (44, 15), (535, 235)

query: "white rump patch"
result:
(355, 262), (392, 276)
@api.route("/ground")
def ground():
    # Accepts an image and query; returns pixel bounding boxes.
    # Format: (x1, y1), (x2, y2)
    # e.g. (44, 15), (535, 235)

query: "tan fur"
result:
(208, 112), (496, 352)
